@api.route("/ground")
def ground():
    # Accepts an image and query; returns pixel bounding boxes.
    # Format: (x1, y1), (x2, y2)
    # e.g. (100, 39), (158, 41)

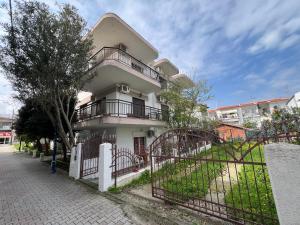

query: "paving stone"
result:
(0, 146), (135, 225)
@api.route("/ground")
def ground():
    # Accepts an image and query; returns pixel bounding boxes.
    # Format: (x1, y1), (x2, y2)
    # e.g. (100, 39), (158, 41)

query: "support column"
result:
(264, 143), (300, 225)
(98, 143), (113, 192)
(68, 143), (82, 179)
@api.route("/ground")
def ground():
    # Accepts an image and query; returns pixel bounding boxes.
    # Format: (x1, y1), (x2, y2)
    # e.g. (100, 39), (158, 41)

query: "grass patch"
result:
(108, 170), (151, 193)
(158, 144), (232, 200)
(162, 161), (225, 200)
(224, 147), (278, 224)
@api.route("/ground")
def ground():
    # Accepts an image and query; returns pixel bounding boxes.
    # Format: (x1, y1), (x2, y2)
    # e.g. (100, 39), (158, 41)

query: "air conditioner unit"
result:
(120, 84), (130, 94)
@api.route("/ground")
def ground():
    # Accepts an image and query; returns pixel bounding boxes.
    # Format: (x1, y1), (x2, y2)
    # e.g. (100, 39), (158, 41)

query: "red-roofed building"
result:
(208, 97), (288, 127)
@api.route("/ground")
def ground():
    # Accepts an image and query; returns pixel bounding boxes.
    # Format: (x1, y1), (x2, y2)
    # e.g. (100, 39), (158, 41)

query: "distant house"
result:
(216, 123), (249, 141)
(208, 97), (289, 128)
(287, 91), (300, 109)
(0, 116), (13, 144)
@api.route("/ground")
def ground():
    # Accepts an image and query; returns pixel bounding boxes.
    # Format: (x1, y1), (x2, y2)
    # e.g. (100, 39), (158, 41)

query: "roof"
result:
(87, 13), (158, 63)
(152, 58), (179, 76)
(170, 73), (195, 88)
(210, 97), (289, 112)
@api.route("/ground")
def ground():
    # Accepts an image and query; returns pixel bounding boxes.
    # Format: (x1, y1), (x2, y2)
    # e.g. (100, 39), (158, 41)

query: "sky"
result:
(0, 0), (300, 115)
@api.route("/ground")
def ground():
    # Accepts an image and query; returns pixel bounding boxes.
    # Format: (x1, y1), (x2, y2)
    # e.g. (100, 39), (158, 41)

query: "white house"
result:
(287, 91), (300, 109)
(74, 13), (193, 156)
(208, 98), (289, 127)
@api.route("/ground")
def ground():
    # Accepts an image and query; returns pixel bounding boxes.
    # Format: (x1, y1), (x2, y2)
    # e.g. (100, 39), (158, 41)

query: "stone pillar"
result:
(98, 143), (113, 192)
(264, 143), (300, 225)
(69, 143), (82, 179)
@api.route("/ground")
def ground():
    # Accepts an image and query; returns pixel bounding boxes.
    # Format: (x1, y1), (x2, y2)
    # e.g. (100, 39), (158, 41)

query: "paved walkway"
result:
(0, 145), (135, 225)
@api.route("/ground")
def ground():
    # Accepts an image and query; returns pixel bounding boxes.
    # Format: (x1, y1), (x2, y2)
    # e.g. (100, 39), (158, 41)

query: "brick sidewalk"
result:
(0, 145), (135, 225)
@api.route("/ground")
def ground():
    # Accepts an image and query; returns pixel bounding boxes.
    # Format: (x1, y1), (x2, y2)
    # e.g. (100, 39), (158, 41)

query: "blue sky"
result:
(0, 0), (300, 115)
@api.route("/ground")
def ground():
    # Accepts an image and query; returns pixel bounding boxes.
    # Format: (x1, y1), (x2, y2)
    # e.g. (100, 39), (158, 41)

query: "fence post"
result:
(69, 143), (82, 180)
(264, 143), (300, 225)
(98, 143), (113, 192)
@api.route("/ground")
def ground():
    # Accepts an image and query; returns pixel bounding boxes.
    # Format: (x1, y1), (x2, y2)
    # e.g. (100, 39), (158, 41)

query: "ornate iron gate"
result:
(111, 146), (146, 187)
(150, 128), (300, 225)
(80, 136), (102, 178)
(80, 134), (116, 178)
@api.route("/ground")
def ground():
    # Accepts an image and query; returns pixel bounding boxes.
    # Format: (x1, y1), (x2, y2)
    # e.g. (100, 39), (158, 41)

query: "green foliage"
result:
(162, 161), (225, 200)
(108, 170), (151, 193)
(14, 98), (54, 146)
(0, 0), (93, 151)
(243, 121), (257, 129)
(261, 107), (300, 135)
(224, 147), (278, 225)
(160, 80), (211, 128)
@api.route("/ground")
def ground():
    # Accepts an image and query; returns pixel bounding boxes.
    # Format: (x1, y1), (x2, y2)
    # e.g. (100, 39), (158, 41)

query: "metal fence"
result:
(80, 134), (116, 178)
(150, 127), (300, 225)
(76, 99), (169, 122)
(111, 146), (148, 187)
(88, 47), (160, 81)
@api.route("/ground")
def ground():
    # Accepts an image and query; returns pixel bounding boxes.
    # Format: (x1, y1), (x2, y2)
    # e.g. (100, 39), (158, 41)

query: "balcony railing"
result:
(76, 99), (169, 122)
(88, 47), (160, 82)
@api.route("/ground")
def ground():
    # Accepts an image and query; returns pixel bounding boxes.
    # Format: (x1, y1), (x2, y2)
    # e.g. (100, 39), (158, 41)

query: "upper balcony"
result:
(82, 47), (162, 95)
(74, 99), (168, 130)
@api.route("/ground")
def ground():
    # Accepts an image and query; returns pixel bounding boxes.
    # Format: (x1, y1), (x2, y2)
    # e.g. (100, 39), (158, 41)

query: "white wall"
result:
(116, 126), (165, 150)
(264, 143), (300, 225)
(287, 92), (300, 109)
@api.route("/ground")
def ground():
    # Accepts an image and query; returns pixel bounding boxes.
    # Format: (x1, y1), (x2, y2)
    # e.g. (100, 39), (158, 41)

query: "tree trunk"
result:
(36, 139), (42, 152)
(19, 137), (22, 152)
(62, 142), (67, 162)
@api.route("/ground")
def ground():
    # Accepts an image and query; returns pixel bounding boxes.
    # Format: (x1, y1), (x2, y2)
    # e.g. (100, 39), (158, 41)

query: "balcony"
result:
(74, 99), (168, 129)
(83, 47), (161, 94)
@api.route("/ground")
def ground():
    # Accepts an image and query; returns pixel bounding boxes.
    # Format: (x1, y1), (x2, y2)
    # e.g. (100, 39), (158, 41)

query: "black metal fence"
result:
(88, 47), (160, 81)
(111, 146), (148, 187)
(80, 134), (116, 178)
(76, 99), (169, 122)
(150, 127), (300, 225)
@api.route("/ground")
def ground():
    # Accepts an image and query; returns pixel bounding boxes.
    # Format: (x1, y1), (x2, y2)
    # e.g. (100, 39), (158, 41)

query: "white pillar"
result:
(68, 143), (82, 179)
(98, 143), (113, 192)
(264, 143), (300, 225)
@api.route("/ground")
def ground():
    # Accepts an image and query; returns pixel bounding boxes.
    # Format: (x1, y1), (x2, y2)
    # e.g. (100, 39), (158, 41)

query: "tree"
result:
(243, 121), (257, 129)
(160, 80), (211, 128)
(0, 1), (93, 151)
(14, 98), (54, 152)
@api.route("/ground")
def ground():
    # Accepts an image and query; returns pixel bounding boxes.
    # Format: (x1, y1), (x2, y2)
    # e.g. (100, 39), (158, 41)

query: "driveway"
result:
(0, 145), (135, 225)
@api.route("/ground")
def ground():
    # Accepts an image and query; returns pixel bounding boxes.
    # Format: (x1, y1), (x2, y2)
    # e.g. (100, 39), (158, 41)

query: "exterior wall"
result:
(287, 92), (300, 109)
(217, 125), (246, 141)
(269, 101), (287, 114)
(0, 117), (13, 144)
(116, 126), (165, 150)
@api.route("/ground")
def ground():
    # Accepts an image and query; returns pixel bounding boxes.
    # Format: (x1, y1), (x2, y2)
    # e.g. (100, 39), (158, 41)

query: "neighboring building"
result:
(208, 98), (289, 127)
(74, 13), (193, 155)
(216, 123), (249, 141)
(287, 91), (300, 109)
(0, 116), (13, 144)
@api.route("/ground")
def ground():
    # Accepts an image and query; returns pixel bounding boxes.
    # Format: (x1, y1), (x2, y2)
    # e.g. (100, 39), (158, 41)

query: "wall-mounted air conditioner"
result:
(120, 84), (130, 94)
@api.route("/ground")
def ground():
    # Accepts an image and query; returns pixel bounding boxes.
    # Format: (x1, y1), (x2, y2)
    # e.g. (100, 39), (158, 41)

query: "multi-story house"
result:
(0, 116), (13, 144)
(287, 91), (300, 109)
(74, 13), (193, 155)
(208, 98), (289, 127)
